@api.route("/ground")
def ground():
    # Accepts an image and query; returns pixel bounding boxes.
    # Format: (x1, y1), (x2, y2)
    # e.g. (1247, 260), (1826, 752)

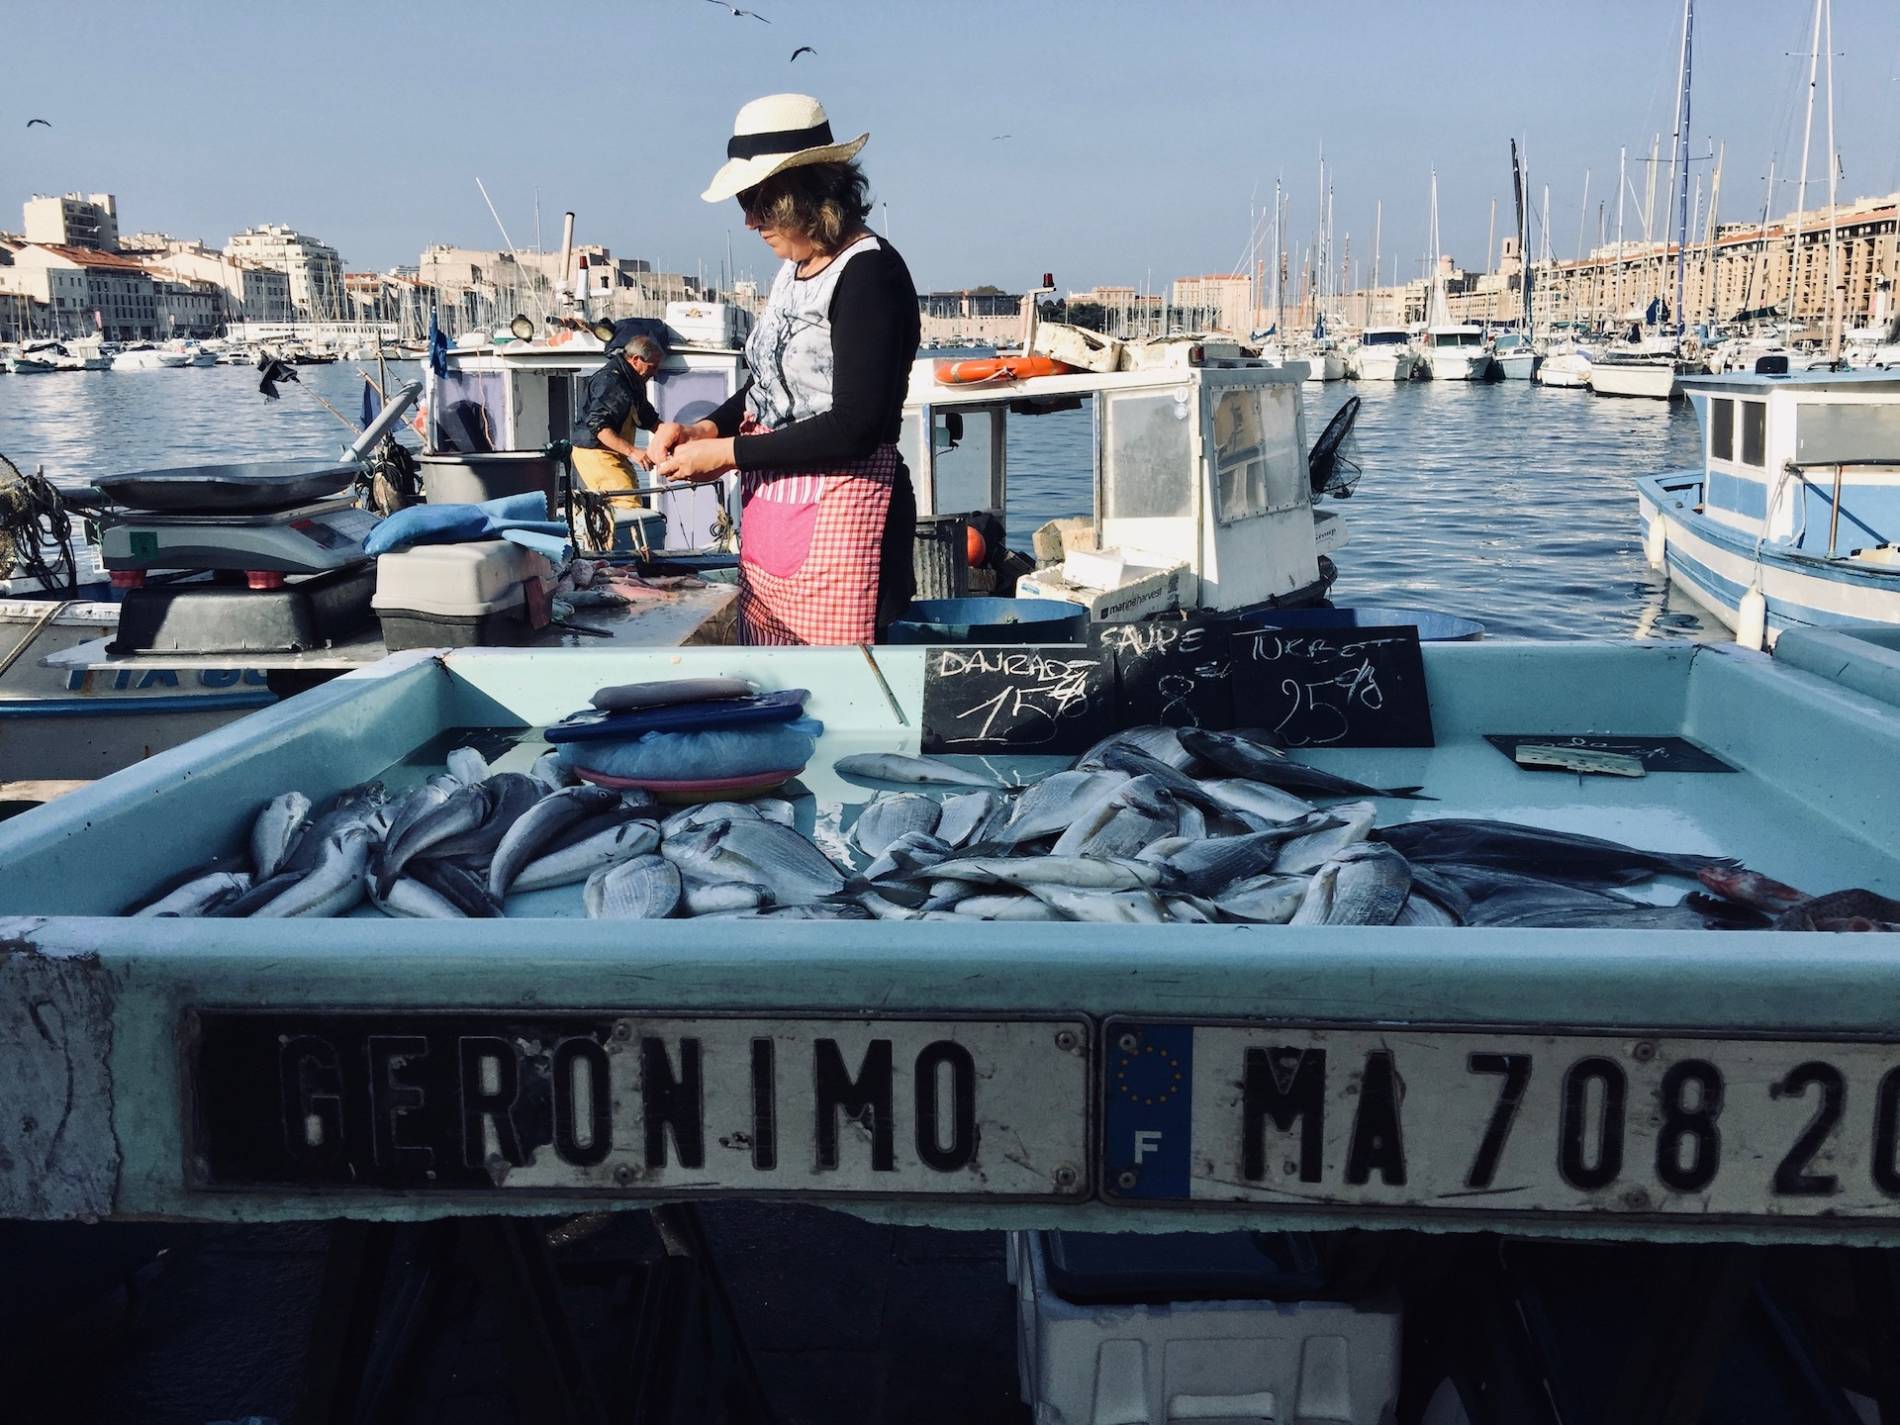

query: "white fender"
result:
(1736, 587), (1768, 651)
(1643, 516), (1667, 569)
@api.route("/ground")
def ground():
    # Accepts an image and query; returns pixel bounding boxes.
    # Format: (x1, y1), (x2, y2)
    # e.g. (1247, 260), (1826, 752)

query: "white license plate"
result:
(1100, 1019), (1900, 1221)
(193, 1011), (1092, 1200)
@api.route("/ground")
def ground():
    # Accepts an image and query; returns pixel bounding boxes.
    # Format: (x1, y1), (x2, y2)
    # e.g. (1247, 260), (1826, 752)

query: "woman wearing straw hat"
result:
(653, 94), (920, 646)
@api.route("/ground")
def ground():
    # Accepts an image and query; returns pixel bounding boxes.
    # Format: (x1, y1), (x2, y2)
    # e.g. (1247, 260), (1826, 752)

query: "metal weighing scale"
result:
(82, 385), (423, 656)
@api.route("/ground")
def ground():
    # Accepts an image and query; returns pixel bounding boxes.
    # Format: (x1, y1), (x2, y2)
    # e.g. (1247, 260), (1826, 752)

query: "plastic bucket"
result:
(1237, 604), (1485, 642)
(884, 597), (1088, 645)
(420, 452), (557, 506)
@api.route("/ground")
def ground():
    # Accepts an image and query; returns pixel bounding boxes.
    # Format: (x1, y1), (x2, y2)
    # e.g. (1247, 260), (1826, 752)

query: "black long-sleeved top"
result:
(572, 352), (659, 449)
(710, 241), (921, 471)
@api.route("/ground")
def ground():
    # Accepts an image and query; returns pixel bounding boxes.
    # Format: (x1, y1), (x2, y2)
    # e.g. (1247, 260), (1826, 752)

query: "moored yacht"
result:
(1535, 345), (1593, 388)
(1421, 325), (1492, 381)
(1589, 338), (1688, 399)
(1348, 327), (1422, 381)
(111, 343), (189, 371)
(1490, 330), (1539, 381)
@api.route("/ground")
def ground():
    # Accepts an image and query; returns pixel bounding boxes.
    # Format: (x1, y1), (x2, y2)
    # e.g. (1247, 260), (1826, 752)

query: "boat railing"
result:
(1784, 458), (1898, 556)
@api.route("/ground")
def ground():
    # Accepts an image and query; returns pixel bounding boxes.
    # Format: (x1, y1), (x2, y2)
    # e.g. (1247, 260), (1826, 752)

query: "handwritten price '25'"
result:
(1272, 659), (1385, 746)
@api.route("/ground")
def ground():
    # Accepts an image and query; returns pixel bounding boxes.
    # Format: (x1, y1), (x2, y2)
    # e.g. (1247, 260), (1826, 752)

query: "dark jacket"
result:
(572, 351), (660, 449)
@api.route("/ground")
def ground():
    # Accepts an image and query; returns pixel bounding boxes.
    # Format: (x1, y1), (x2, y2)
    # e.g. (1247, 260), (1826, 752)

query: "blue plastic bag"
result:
(555, 717), (824, 780)
(365, 491), (570, 558)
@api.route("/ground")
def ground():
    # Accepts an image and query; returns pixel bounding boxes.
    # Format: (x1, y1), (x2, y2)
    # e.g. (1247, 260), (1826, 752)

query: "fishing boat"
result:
(1634, 370), (1900, 649)
(6, 342), (63, 375)
(1348, 327), (1421, 381)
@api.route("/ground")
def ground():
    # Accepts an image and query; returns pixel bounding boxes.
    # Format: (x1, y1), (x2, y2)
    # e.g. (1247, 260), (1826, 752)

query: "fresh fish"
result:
(862, 831), (953, 883)
(1200, 778), (1321, 825)
(369, 874), (468, 919)
(683, 879), (769, 915)
(950, 893), (1064, 922)
(1161, 817), (1341, 892)
(1164, 896), (1219, 923)
(1320, 843), (1412, 926)
(853, 793), (941, 857)
(1212, 873), (1309, 924)
(1000, 770), (1128, 846)
(921, 855), (1171, 893)
(134, 870), (253, 918)
(212, 871), (304, 917)
(835, 752), (999, 788)
(1772, 889), (1900, 933)
(1078, 725), (1198, 772)
(1404, 863), (1475, 920)
(1035, 888), (1171, 923)
(280, 782), (386, 874)
(663, 801), (761, 839)
(585, 855), (682, 919)
(250, 792), (311, 879)
(749, 902), (874, 921)
(934, 790), (1007, 849)
(411, 860), (503, 917)
(1049, 775), (1171, 856)
(1098, 745), (1228, 813)
(1376, 818), (1741, 882)
(752, 798), (798, 827)
(1698, 866), (1809, 912)
(859, 889), (928, 920)
(1064, 805), (1178, 860)
(1427, 863), (1639, 927)
(1175, 801), (1207, 842)
(1487, 897), (1759, 931)
(1182, 728), (1428, 800)
(376, 781), (494, 894)
(1395, 893), (1461, 927)
(421, 773), (544, 864)
(662, 820), (846, 905)
(512, 820), (661, 892)
(1274, 801), (1377, 874)
(488, 785), (622, 898)
(255, 828), (372, 918)
(446, 746), (490, 784)
(529, 750), (578, 791)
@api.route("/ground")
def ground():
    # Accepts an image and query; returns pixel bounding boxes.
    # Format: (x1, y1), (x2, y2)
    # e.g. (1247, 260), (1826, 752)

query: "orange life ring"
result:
(934, 354), (1074, 384)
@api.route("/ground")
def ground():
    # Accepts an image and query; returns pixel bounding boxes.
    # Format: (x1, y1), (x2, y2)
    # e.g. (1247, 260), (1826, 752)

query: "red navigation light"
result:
(1188, 344), (1205, 366)
(1042, 273), (1054, 290)
(246, 570), (287, 590)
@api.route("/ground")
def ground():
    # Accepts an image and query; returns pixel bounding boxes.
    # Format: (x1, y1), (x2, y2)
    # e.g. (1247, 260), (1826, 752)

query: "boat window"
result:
(433, 370), (504, 453)
(1102, 389), (1192, 519)
(1364, 331), (1405, 347)
(931, 408), (997, 514)
(1710, 398), (1734, 461)
(1796, 403), (1900, 467)
(1210, 384), (1304, 524)
(1741, 401), (1766, 467)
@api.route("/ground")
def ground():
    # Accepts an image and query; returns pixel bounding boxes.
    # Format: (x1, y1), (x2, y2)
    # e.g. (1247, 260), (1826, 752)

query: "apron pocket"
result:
(741, 494), (820, 579)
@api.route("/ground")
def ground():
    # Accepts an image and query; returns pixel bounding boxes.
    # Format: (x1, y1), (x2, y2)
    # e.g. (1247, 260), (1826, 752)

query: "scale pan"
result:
(93, 459), (360, 513)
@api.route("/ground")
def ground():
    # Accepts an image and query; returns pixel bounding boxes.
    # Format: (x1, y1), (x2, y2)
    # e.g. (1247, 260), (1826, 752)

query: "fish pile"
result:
(129, 726), (1900, 929)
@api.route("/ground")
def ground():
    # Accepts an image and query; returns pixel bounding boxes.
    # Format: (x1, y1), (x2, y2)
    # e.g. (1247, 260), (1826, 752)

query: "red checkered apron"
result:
(736, 425), (897, 646)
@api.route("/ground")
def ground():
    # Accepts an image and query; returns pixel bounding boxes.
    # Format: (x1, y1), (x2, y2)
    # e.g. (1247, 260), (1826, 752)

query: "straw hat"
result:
(701, 94), (869, 204)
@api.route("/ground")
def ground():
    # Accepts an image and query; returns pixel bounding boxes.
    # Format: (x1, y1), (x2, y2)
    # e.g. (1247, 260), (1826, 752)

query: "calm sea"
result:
(0, 360), (1718, 641)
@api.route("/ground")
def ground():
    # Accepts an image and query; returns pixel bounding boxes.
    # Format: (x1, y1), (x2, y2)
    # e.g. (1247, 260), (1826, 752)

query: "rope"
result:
(0, 452), (79, 596)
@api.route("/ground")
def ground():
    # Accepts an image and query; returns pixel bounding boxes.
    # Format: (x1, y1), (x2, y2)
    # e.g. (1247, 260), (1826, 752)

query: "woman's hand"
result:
(648, 421), (688, 463)
(656, 436), (737, 485)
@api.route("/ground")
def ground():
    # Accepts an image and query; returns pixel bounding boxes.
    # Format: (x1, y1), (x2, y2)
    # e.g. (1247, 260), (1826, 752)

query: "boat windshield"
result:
(1433, 331), (1483, 348)
(1363, 331), (1407, 347)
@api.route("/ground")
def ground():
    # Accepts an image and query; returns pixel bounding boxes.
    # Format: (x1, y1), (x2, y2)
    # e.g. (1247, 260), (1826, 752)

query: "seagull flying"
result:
(790, 45), (816, 61)
(702, 0), (770, 20)
(26, 118), (51, 128)
(991, 133), (1011, 141)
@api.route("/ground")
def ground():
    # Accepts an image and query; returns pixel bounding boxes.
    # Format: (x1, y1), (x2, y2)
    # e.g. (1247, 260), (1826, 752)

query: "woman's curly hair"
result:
(740, 160), (872, 253)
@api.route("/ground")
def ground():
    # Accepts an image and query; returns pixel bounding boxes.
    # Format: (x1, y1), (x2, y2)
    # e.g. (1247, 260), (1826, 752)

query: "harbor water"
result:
(0, 361), (1719, 640)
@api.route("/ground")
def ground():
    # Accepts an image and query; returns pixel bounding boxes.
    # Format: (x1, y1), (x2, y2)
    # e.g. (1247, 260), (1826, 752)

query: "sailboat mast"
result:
(1788, 0), (1823, 329)
(1371, 199), (1381, 329)
(1511, 140), (1530, 333)
(1702, 143), (1723, 326)
(1669, 0), (1694, 334)
(1823, 0), (1840, 358)
(1574, 168), (1591, 324)
(1614, 146), (1627, 325)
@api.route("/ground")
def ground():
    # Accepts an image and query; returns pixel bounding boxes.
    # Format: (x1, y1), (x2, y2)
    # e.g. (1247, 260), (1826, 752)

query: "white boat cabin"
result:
(899, 343), (1342, 619)
(1684, 372), (1900, 557)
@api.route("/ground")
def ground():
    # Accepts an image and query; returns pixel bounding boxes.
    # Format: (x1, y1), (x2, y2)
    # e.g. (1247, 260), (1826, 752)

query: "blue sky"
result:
(5, 1), (1898, 294)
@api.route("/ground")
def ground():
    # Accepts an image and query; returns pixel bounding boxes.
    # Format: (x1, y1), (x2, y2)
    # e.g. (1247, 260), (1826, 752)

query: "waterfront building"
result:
(0, 243), (159, 339)
(140, 244), (291, 326)
(22, 192), (119, 252)
(226, 223), (344, 322)
(1170, 273), (1252, 335)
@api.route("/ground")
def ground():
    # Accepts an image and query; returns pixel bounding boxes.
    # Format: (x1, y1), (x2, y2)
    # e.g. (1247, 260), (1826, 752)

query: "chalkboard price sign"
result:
(1090, 618), (1234, 730)
(1231, 624), (1435, 748)
(921, 645), (1114, 754)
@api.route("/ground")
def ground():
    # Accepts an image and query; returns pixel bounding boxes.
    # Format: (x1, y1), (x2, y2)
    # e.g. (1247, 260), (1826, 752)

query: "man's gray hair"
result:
(621, 335), (665, 364)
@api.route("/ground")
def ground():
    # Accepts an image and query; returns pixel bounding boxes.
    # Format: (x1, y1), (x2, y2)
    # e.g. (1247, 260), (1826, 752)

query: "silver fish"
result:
(446, 746), (490, 784)
(663, 800), (761, 839)
(859, 889), (928, 920)
(683, 879), (769, 915)
(377, 781), (491, 891)
(529, 749), (578, 791)
(752, 798), (798, 828)
(862, 830), (953, 883)
(1274, 801), (1377, 875)
(585, 855), (682, 919)
(1175, 801), (1207, 842)
(1211, 873), (1308, 924)
(422, 773), (545, 864)
(255, 828), (372, 918)
(250, 792), (311, 880)
(834, 752), (999, 788)
(1097, 745), (1228, 814)
(370, 875), (467, 919)
(1201, 778), (1321, 824)
(1395, 893), (1461, 927)
(411, 860), (503, 917)
(663, 820), (846, 906)
(950, 893), (1064, 922)
(1035, 888), (1171, 923)
(280, 782), (387, 875)
(1049, 774), (1163, 856)
(1375, 818), (1738, 881)
(512, 820), (661, 892)
(1001, 770), (1129, 847)
(1078, 725), (1198, 771)
(213, 871), (303, 917)
(1292, 843), (1411, 926)
(933, 790), (1006, 850)
(853, 793), (942, 857)
(1066, 805), (1177, 860)
(923, 855), (1170, 892)
(489, 785), (621, 898)
(1164, 896), (1219, 923)
(134, 870), (253, 918)
(1183, 727), (1429, 801)
(1158, 817), (1340, 892)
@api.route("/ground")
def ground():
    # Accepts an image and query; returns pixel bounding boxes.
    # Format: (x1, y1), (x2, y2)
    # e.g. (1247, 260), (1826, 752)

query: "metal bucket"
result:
(884, 597), (1089, 645)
